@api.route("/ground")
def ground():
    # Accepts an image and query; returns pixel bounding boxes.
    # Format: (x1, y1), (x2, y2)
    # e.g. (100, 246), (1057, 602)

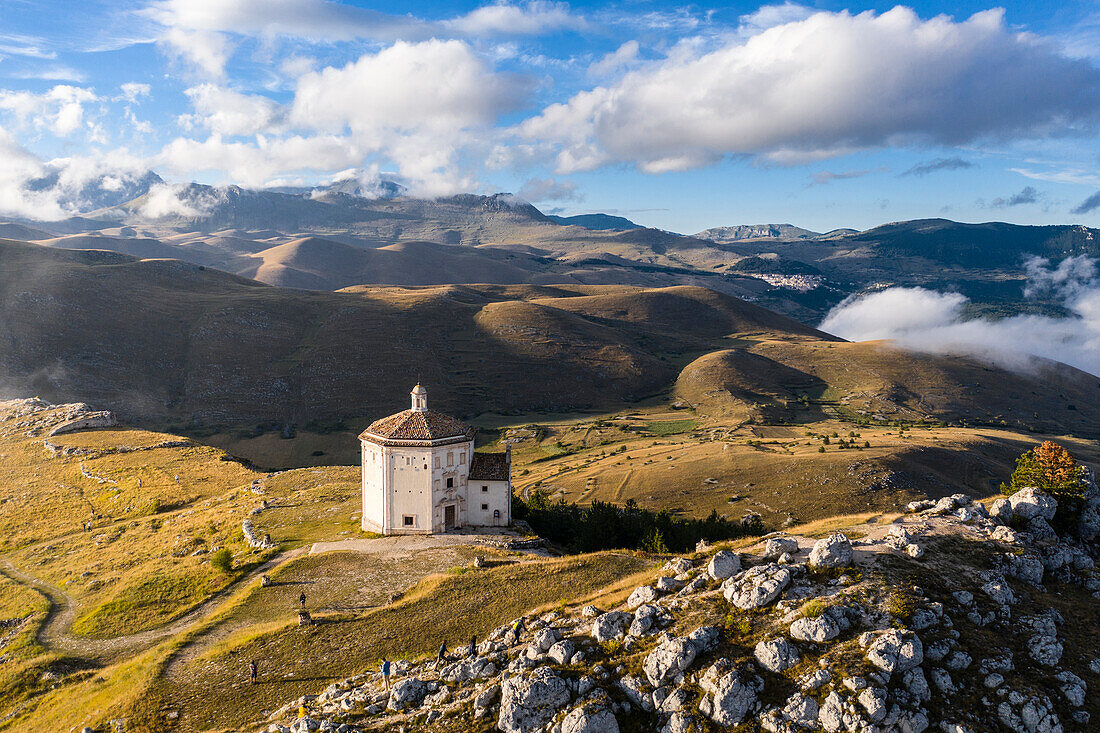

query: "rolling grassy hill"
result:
(4, 238), (1099, 442)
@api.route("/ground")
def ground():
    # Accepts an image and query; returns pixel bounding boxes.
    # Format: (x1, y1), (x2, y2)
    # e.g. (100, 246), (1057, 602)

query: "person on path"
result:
(248, 660), (257, 684)
(299, 591), (306, 606)
(437, 640), (448, 666)
(467, 634), (477, 658)
(509, 617), (525, 645)
(381, 658), (391, 691)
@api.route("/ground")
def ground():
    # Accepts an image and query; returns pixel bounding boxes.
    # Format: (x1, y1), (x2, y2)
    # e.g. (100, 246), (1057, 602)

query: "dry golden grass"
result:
(132, 551), (650, 732)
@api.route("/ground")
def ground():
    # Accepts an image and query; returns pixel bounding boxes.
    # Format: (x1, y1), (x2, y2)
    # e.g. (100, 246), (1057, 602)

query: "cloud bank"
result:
(521, 7), (1100, 173)
(819, 256), (1100, 377)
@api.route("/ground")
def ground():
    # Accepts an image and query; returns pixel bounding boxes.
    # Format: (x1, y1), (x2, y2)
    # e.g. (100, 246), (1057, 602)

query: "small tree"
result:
(211, 548), (233, 574)
(1001, 441), (1086, 500)
(1002, 441), (1088, 534)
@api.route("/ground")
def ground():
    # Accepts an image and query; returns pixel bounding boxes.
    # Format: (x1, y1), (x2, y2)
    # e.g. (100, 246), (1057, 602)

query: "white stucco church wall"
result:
(359, 385), (512, 535)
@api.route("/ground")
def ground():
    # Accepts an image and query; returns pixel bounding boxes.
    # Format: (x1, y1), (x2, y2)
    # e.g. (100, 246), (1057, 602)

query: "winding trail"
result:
(0, 549), (304, 662)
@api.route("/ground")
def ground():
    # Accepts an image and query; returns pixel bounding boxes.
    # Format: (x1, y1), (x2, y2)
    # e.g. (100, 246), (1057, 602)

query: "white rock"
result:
(1027, 634), (1063, 667)
(662, 558), (693, 575)
(548, 639), (576, 665)
(865, 630), (923, 674)
(857, 686), (887, 722)
(643, 637), (697, 687)
(723, 563), (791, 609)
(905, 543), (924, 558)
(989, 498), (1013, 522)
(790, 615), (840, 643)
(763, 537), (800, 560)
(655, 576), (683, 593)
(754, 637), (800, 673)
(627, 586), (660, 609)
(808, 534), (853, 569)
(591, 612), (631, 642)
(561, 703), (619, 733)
(1008, 487), (1058, 521)
(387, 678), (426, 711)
(697, 660), (762, 726)
(707, 550), (741, 579)
(498, 668), (572, 733)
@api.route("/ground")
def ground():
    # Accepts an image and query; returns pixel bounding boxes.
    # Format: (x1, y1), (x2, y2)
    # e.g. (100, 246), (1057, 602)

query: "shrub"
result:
(886, 589), (918, 621)
(724, 614), (751, 636)
(800, 599), (827, 618)
(210, 548), (233, 574)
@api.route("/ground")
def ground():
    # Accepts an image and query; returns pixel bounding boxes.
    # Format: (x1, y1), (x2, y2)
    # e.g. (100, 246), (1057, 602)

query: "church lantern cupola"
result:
(411, 383), (428, 412)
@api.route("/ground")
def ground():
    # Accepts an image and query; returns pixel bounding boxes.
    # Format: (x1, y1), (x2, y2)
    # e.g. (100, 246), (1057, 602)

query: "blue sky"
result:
(1, 0), (1099, 233)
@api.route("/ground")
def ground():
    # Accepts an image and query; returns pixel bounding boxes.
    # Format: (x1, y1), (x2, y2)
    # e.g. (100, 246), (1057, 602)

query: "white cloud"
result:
(447, 1), (586, 36)
(290, 40), (523, 134)
(138, 183), (216, 219)
(117, 83), (152, 103)
(517, 176), (579, 202)
(0, 85), (99, 136)
(145, 0), (433, 42)
(162, 27), (234, 78)
(9, 65), (86, 83)
(155, 134), (362, 188)
(589, 40), (639, 77)
(738, 2), (814, 34)
(521, 6), (1100, 173)
(820, 261), (1100, 377)
(181, 84), (282, 136)
(0, 128), (66, 220)
(0, 32), (56, 59)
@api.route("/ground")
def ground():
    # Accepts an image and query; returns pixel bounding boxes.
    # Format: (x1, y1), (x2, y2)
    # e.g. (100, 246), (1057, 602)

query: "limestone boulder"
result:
(1008, 487), (1058, 522)
(561, 703), (619, 733)
(698, 660), (763, 726)
(763, 537), (799, 560)
(387, 678), (426, 711)
(627, 585), (660, 609)
(808, 534), (853, 569)
(591, 612), (631, 642)
(498, 668), (572, 733)
(643, 636), (698, 687)
(723, 563), (791, 610)
(707, 550), (741, 580)
(790, 615), (840, 643)
(754, 637), (800, 673)
(865, 630), (923, 674)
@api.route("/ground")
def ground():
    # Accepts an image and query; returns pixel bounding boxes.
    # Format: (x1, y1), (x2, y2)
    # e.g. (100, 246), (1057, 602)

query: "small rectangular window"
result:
(482, 485), (488, 492)
(447, 452), (454, 466)
(481, 503), (489, 511)
(446, 477), (454, 488)
(460, 452), (466, 465)
(402, 515), (415, 527)
(433, 457), (440, 469)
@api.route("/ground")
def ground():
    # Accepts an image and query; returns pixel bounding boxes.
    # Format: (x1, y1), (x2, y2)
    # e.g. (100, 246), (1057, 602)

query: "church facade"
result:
(359, 385), (512, 535)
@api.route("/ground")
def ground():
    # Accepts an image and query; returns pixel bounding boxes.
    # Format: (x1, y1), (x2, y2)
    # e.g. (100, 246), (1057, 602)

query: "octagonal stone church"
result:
(359, 385), (512, 534)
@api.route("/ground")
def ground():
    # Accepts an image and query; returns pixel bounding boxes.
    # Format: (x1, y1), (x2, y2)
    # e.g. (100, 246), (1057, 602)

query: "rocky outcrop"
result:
(260, 480), (1100, 733)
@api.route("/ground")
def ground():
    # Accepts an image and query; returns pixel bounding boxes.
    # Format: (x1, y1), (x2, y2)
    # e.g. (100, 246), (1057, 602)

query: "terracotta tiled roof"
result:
(469, 451), (510, 481)
(360, 409), (473, 443)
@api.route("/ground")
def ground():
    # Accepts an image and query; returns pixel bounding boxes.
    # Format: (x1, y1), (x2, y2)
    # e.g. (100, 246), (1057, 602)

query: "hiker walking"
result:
(437, 640), (448, 666)
(467, 634), (477, 658)
(509, 617), (525, 645)
(381, 658), (391, 691)
(248, 660), (257, 684)
(299, 591), (306, 606)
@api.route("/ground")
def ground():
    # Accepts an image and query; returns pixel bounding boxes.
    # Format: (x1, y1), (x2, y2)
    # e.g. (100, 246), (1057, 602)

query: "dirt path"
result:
(0, 549), (304, 662)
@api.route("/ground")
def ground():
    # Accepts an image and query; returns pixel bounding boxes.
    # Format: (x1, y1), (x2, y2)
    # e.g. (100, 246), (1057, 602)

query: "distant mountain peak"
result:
(693, 223), (822, 242)
(548, 213), (643, 231)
